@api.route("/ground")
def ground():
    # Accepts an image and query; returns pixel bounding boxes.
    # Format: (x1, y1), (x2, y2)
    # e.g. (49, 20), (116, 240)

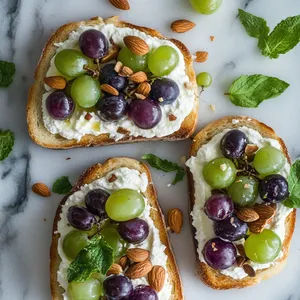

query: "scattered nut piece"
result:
(184, 82), (194, 90)
(32, 183), (51, 197)
(245, 144), (259, 157)
(114, 61), (123, 73)
(136, 82), (151, 96)
(236, 256), (246, 267)
(220, 163), (227, 171)
(243, 264), (256, 277)
(236, 207), (259, 223)
(180, 156), (186, 165)
(108, 174), (117, 183)
(244, 183), (250, 189)
(148, 266), (166, 292)
(107, 263), (123, 276)
(195, 51), (209, 63)
(171, 19), (196, 33)
(168, 208), (183, 234)
(101, 84), (119, 96)
(44, 76), (67, 90)
(129, 71), (148, 83)
(119, 256), (129, 270)
(210, 35), (215, 41)
(120, 66), (134, 76)
(236, 244), (246, 258)
(124, 36), (149, 56)
(126, 248), (150, 262)
(109, 0), (130, 10)
(101, 44), (120, 63)
(168, 114), (177, 121)
(135, 93), (146, 100)
(84, 113), (93, 121)
(125, 260), (152, 279)
(117, 127), (131, 135)
(158, 97), (164, 103)
(209, 104), (216, 112)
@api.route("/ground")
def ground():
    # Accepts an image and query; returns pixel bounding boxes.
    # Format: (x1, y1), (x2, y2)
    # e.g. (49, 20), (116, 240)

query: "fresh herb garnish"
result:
(225, 74), (289, 108)
(52, 176), (73, 194)
(67, 236), (113, 282)
(0, 60), (15, 87)
(238, 9), (300, 59)
(283, 160), (300, 208)
(141, 154), (185, 185)
(0, 130), (14, 161)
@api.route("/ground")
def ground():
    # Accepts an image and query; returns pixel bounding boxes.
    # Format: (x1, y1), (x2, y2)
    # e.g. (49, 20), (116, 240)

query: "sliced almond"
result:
(249, 218), (268, 234)
(148, 265), (166, 292)
(107, 263), (123, 276)
(129, 71), (148, 83)
(109, 0), (130, 10)
(117, 127), (131, 135)
(243, 264), (256, 277)
(125, 260), (152, 279)
(254, 203), (276, 220)
(168, 114), (177, 121)
(44, 76), (67, 90)
(101, 44), (120, 63)
(124, 36), (149, 56)
(119, 256), (129, 270)
(101, 84), (119, 96)
(171, 19), (196, 33)
(32, 183), (51, 197)
(135, 93), (146, 100)
(195, 51), (209, 63)
(236, 207), (259, 223)
(108, 174), (117, 183)
(245, 144), (259, 157)
(236, 244), (246, 258)
(136, 82), (151, 96)
(167, 208), (183, 234)
(126, 248), (150, 262)
(114, 61), (123, 73)
(120, 66), (134, 76)
(236, 256), (246, 267)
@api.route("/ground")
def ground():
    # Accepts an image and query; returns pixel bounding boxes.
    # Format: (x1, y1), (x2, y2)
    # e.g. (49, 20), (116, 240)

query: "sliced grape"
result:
(220, 130), (248, 159)
(196, 72), (212, 88)
(103, 275), (133, 300)
(67, 206), (96, 231)
(118, 218), (149, 244)
(118, 47), (148, 72)
(68, 277), (103, 300)
(63, 230), (90, 259)
(189, 0), (222, 14)
(204, 194), (234, 221)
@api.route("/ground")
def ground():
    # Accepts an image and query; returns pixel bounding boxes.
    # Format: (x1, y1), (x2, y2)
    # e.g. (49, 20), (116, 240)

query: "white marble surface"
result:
(0, 0), (300, 299)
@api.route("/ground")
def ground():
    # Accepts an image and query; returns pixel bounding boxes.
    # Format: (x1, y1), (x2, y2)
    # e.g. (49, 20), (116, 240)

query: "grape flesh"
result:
(131, 285), (158, 300)
(105, 189), (145, 221)
(150, 78), (179, 105)
(244, 229), (281, 263)
(96, 94), (128, 121)
(67, 206), (96, 231)
(204, 194), (234, 221)
(63, 230), (90, 259)
(85, 189), (110, 220)
(71, 75), (101, 108)
(227, 176), (258, 207)
(79, 29), (108, 59)
(203, 157), (236, 189)
(68, 277), (103, 300)
(118, 218), (149, 244)
(118, 47), (148, 72)
(189, 0), (222, 14)
(103, 275), (133, 300)
(196, 72), (212, 88)
(148, 46), (179, 76)
(253, 146), (285, 175)
(100, 63), (128, 91)
(46, 91), (75, 120)
(55, 49), (89, 78)
(203, 238), (237, 270)
(259, 174), (289, 203)
(214, 215), (248, 241)
(220, 130), (248, 159)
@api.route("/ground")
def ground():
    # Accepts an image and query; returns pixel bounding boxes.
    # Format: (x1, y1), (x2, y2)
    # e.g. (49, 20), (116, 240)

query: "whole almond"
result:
(107, 263), (123, 276)
(129, 71), (148, 83)
(114, 61), (123, 73)
(101, 84), (119, 96)
(236, 256), (246, 267)
(119, 256), (129, 270)
(254, 203), (276, 220)
(171, 19), (196, 33)
(236, 207), (259, 223)
(249, 218), (268, 234)
(125, 260), (152, 279)
(136, 82), (151, 96)
(126, 248), (150, 262)
(195, 51), (209, 63)
(167, 208), (183, 234)
(44, 76), (67, 90)
(243, 264), (256, 277)
(109, 0), (130, 10)
(124, 36), (149, 56)
(236, 244), (246, 258)
(32, 183), (51, 197)
(148, 265), (166, 292)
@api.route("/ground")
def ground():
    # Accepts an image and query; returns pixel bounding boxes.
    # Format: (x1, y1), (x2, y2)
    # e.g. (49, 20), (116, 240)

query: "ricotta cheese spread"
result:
(185, 126), (293, 280)
(56, 167), (172, 299)
(43, 23), (195, 141)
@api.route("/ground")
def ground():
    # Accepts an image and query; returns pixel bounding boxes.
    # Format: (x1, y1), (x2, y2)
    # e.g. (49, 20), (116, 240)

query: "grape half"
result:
(118, 47), (148, 72)
(189, 0), (222, 14)
(68, 277), (103, 300)
(204, 194), (234, 221)
(63, 230), (90, 259)
(103, 275), (133, 300)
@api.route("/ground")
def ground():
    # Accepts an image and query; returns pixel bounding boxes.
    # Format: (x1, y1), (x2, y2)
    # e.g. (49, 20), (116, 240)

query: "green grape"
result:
(71, 75), (101, 108)
(63, 230), (90, 260)
(105, 189), (145, 221)
(196, 72), (212, 88)
(227, 176), (258, 207)
(68, 277), (103, 300)
(101, 227), (128, 258)
(189, 0), (222, 14)
(117, 47), (148, 72)
(148, 46), (179, 76)
(253, 146), (285, 175)
(244, 229), (281, 263)
(55, 49), (90, 78)
(203, 157), (236, 189)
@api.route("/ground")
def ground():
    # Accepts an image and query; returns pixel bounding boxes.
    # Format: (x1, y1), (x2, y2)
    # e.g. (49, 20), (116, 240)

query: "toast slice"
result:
(27, 16), (198, 149)
(187, 116), (296, 289)
(50, 157), (184, 299)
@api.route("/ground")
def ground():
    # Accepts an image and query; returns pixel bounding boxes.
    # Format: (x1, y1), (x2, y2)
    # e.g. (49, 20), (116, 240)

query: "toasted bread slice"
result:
(187, 116), (296, 289)
(27, 16), (198, 149)
(50, 157), (184, 299)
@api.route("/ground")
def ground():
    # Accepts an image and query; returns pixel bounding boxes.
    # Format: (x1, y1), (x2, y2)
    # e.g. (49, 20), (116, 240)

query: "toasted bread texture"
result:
(50, 157), (184, 299)
(187, 116), (296, 289)
(27, 16), (198, 149)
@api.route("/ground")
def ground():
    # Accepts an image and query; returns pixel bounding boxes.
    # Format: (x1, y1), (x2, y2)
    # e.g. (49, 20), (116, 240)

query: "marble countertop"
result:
(1, 0), (300, 299)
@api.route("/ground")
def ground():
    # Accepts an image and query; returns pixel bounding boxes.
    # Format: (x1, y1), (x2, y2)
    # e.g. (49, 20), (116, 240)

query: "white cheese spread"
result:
(185, 126), (293, 280)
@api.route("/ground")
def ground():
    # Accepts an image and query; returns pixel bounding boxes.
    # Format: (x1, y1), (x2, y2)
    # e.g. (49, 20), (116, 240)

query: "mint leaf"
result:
(226, 74), (289, 108)
(52, 176), (72, 194)
(283, 160), (300, 208)
(67, 237), (113, 282)
(0, 130), (14, 161)
(0, 60), (15, 87)
(283, 196), (300, 208)
(172, 169), (186, 185)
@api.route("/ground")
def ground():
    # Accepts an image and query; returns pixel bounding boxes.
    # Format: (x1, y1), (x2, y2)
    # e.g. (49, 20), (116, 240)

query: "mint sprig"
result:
(52, 176), (72, 194)
(0, 130), (14, 161)
(283, 160), (300, 208)
(0, 60), (15, 87)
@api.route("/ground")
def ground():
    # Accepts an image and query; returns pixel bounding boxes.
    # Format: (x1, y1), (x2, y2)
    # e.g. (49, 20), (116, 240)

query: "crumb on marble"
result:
(210, 35), (215, 41)
(66, 157), (71, 160)
(209, 104), (216, 112)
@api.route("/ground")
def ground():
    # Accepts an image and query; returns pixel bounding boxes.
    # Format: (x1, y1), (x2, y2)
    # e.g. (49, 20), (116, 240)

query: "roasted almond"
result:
(101, 44), (120, 63)
(109, 0), (130, 10)
(114, 61), (123, 73)
(195, 51), (209, 63)
(249, 218), (268, 234)
(32, 183), (51, 197)
(129, 71), (148, 83)
(126, 248), (150, 262)
(125, 260), (152, 279)
(167, 208), (183, 234)
(84, 113), (93, 121)
(243, 264), (256, 277)
(117, 127), (131, 135)
(107, 263), (123, 276)
(124, 36), (149, 56)
(119, 256), (129, 270)
(136, 82), (151, 96)
(148, 265), (166, 292)
(108, 174), (117, 182)
(254, 203), (276, 220)
(120, 66), (134, 76)
(236, 207), (259, 223)
(44, 76), (67, 90)
(171, 19), (196, 33)
(168, 114), (177, 121)
(135, 93), (146, 100)
(245, 144), (259, 156)
(101, 84), (119, 96)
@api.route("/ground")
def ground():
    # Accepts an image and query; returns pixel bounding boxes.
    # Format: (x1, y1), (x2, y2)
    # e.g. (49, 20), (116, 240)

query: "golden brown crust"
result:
(27, 16), (198, 149)
(50, 157), (184, 299)
(187, 116), (296, 289)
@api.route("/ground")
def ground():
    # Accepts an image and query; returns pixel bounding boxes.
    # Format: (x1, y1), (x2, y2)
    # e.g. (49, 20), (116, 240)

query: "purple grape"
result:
(79, 29), (108, 59)
(85, 189), (110, 220)
(214, 215), (248, 241)
(204, 194), (234, 221)
(203, 238), (237, 270)
(150, 78), (179, 105)
(128, 99), (162, 129)
(220, 129), (248, 159)
(67, 206), (96, 231)
(118, 218), (149, 244)
(96, 94), (128, 121)
(103, 275), (133, 300)
(131, 285), (158, 300)
(100, 63), (128, 91)
(46, 91), (75, 120)
(259, 174), (289, 203)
